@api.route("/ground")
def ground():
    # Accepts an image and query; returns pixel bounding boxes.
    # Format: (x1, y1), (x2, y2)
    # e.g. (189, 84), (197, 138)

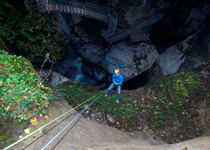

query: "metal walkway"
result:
(28, 0), (117, 40)
(27, 0), (165, 44)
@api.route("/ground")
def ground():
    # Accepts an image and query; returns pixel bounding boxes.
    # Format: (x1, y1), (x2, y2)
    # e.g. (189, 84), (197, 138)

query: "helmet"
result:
(115, 69), (120, 73)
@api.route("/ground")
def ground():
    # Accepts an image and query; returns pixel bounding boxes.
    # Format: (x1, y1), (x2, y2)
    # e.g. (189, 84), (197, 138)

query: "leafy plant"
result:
(0, 50), (53, 122)
(57, 71), (210, 142)
(0, 1), (67, 60)
(57, 83), (140, 131)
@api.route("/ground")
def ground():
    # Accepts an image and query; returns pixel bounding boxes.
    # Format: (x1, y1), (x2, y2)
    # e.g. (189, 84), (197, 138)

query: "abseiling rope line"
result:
(40, 92), (105, 150)
(3, 90), (105, 150)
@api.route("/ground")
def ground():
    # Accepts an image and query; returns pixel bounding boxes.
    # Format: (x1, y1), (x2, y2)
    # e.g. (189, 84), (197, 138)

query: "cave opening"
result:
(121, 71), (149, 90)
(102, 71), (149, 90)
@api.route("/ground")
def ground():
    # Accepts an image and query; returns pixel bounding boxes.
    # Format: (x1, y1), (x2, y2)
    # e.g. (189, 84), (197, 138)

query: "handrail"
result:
(52, 2), (108, 14)
(107, 9), (118, 34)
(27, 0), (118, 39)
(56, 0), (109, 10)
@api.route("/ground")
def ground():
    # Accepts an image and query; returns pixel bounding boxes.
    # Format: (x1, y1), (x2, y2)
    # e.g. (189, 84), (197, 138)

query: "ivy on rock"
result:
(0, 50), (53, 122)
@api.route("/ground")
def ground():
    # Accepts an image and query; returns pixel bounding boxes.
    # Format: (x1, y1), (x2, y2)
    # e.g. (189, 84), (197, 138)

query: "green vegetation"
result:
(57, 72), (210, 142)
(149, 73), (209, 128)
(57, 83), (139, 131)
(0, 50), (53, 122)
(0, 0), (67, 60)
(0, 133), (13, 142)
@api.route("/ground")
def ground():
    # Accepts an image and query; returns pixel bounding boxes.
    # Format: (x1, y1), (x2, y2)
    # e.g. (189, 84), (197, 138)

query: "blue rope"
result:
(40, 92), (105, 150)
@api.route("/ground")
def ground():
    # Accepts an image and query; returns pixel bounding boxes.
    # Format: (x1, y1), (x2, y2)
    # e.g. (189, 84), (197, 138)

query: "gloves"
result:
(114, 82), (118, 85)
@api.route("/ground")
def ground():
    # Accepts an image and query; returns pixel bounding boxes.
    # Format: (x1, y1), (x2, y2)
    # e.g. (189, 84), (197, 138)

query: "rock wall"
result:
(102, 43), (158, 81)
(25, 0), (210, 87)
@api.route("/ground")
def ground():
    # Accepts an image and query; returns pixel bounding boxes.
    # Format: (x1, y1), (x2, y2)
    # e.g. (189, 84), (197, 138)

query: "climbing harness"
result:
(3, 90), (105, 150)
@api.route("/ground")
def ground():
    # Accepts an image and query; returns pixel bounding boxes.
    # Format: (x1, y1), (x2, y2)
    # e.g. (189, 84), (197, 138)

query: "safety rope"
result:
(3, 90), (105, 150)
(40, 91), (105, 150)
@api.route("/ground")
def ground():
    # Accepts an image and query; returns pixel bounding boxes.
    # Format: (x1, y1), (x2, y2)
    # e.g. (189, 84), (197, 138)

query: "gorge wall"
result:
(25, 0), (210, 89)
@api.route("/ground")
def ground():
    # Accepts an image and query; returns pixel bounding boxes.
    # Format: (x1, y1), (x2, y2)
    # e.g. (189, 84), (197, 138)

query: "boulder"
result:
(82, 63), (108, 83)
(159, 47), (186, 75)
(78, 44), (105, 64)
(184, 7), (210, 35)
(35, 69), (69, 86)
(102, 42), (158, 81)
(107, 114), (115, 124)
(159, 35), (194, 75)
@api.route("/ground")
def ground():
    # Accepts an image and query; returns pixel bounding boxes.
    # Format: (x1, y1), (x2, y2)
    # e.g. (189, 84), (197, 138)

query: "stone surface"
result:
(102, 42), (158, 81)
(35, 69), (69, 86)
(184, 6), (210, 35)
(124, 0), (169, 25)
(78, 43), (105, 64)
(9, 94), (210, 150)
(82, 63), (108, 84)
(159, 35), (195, 75)
(107, 114), (115, 124)
(159, 49), (185, 75)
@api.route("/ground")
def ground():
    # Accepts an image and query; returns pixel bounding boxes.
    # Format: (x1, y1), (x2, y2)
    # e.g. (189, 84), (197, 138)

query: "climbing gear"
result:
(40, 92), (105, 150)
(115, 69), (120, 73)
(116, 99), (119, 103)
(3, 90), (105, 150)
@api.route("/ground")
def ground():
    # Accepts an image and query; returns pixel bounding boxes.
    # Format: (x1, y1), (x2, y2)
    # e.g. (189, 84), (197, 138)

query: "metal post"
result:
(46, 0), (49, 12)
(84, 3), (87, 18)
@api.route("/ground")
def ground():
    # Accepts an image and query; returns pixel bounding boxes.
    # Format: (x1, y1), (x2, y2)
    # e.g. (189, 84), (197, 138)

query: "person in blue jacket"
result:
(105, 69), (124, 103)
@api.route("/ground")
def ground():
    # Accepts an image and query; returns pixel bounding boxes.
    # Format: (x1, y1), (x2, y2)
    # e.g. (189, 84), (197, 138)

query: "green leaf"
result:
(20, 31), (35, 41)
(1, 1), (13, 7)
(0, 7), (4, 15)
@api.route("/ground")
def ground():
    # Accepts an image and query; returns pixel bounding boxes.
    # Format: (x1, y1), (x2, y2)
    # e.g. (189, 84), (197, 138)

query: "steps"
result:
(107, 12), (165, 43)
(49, 3), (108, 22)
(30, 0), (117, 39)
(29, 1), (165, 44)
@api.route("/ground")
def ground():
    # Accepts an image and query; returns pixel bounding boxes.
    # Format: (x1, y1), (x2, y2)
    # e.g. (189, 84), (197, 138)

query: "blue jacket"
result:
(112, 73), (124, 85)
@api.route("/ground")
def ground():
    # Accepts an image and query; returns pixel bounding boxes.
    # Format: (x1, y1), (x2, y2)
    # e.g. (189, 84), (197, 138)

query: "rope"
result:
(3, 90), (104, 150)
(40, 92), (105, 150)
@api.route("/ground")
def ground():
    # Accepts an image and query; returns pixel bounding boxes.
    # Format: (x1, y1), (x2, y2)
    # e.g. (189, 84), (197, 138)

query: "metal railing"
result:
(27, 0), (118, 39)
(101, 8), (118, 38)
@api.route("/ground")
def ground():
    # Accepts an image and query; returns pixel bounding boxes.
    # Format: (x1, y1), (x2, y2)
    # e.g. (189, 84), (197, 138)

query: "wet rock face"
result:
(82, 63), (109, 84)
(150, 0), (210, 50)
(71, 20), (106, 65)
(159, 35), (195, 75)
(102, 42), (158, 81)
(159, 47), (186, 75)
(35, 0), (210, 87)
(78, 43), (105, 64)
